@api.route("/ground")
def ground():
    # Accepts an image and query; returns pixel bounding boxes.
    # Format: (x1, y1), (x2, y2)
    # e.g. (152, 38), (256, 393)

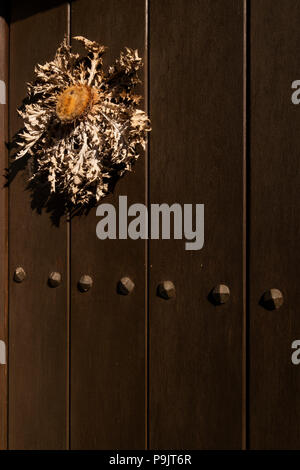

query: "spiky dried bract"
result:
(15, 36), (150, 207)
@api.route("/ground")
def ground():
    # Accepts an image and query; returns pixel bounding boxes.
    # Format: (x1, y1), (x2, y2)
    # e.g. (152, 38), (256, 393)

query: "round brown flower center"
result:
(56, 85), (92, 122)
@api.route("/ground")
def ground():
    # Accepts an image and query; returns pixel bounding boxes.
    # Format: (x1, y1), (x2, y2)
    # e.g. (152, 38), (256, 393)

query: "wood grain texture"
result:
(0, 6), (9, 451)
(9, 1), (68, 449)
(249, 0), (300, 449)
(70, 0), (147, 449)
(149, 0), (244, 449)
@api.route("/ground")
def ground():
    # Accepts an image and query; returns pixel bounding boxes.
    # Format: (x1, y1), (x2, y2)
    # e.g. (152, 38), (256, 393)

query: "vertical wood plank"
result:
(9, 1), (69, 449)
(250, 0), (300, 449)
(0, 4), (9, 451)
(70, 0), (147, 449)
(149, 0), (244, 449)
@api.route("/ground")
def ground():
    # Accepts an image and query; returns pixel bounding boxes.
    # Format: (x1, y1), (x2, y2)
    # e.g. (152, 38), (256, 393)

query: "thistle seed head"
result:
(14, 36), (151, 209)
(56, 85), (93, 122)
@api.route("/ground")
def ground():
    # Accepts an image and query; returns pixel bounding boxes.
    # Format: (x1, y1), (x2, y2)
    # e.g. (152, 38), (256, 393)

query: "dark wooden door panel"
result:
(70, 0), (147, 450)
(9, 1), (68, 449)
(6, 0), (300, 451)
(149, 0), (245, 449)
(249, 0), (300, 449)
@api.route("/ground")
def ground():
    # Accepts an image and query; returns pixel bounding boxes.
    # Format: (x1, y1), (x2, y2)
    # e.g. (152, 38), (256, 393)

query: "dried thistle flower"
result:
(14, 36), (151, 208)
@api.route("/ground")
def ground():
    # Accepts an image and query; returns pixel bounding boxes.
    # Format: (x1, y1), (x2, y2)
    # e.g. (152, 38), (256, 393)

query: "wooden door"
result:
(249, 0), (300, 450)
(70, 0), (147, 450)
(148, 0), (244, 449)
(0, 0), (299, 451)
(8, 0), (69, 449)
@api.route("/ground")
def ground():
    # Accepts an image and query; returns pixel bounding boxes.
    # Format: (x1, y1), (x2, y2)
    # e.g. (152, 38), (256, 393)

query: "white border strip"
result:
(0, 80), (6, 104)
(0, 340), (6, 365)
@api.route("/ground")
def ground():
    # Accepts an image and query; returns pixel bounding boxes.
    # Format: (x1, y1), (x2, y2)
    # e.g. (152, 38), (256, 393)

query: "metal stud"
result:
(13, 266), (26, 283)
(48, 271), (62, 288)
(261, 288), (283, 310)
(78, 274), (93, 292)
(157, 281), (176, 300)
(210, 284), (230, 305)
(117, 276), (135, 295)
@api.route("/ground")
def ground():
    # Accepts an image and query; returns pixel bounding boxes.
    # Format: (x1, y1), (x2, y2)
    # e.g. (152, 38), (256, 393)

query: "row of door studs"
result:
(12, 266), (283, 309)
